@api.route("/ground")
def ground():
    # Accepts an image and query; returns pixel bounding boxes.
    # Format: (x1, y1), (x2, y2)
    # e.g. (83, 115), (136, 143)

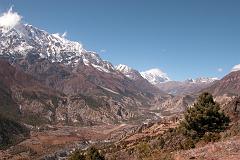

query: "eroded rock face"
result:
(151, 94), (195, 116)
(55, 96), (135, 125)
(0, 59), (147, 125)
(217, 96), (240, 122)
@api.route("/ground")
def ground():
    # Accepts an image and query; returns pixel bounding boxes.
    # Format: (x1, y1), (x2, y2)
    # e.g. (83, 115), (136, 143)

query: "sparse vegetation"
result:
(0, 114), (29, 149)
(21, 113), (48, 126)
(136, 142), (151, 158)
(69, 150), (86, 160)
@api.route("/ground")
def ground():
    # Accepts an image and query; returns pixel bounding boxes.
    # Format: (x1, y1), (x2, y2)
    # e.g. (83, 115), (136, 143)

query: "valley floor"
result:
(1, 122), (240, 160)
(0, 124), (137, 160)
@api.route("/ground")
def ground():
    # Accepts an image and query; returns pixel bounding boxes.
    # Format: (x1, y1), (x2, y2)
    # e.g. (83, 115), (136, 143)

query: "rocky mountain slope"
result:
(0, 21), (173, 126)
(115, 64), (166, 95)
(204, 70), (240, 97)
(0, 59), (148, 125)
(115, 64), (142, 80)
(0, 59), (66, 125)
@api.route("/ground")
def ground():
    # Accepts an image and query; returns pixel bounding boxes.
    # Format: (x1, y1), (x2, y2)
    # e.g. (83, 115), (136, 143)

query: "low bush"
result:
(69, 147), (105, 160)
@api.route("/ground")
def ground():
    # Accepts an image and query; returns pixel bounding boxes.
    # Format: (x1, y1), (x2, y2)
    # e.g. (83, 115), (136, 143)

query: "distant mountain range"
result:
(0, 22), (220, 96)
(157, 77), (218, 95)
(116, 65), (218, 95)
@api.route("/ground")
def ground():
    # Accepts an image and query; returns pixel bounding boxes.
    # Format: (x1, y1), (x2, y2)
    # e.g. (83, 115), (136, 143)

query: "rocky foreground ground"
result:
(175, 136), (240, 160)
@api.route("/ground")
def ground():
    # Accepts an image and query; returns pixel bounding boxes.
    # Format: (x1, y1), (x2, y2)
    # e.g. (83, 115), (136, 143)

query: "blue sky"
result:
(0, 0), (239, 80)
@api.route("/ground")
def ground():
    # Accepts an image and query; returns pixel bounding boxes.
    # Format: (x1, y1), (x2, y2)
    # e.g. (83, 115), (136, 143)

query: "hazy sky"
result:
(0, 0), (239, 80)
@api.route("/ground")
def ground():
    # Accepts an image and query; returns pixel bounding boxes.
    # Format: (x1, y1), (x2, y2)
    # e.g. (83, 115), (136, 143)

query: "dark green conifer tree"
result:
(181, 92), (230, 137)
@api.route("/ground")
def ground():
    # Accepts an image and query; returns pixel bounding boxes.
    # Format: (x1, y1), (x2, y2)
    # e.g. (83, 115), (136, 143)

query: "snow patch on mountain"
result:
(115, 64), (142, 80)
(231, 64), (240, 72)
(185, 77), (218, 83)
(92, 63), (111, 73)
(99, 86), (120, 95)
(141, 68), (170, 85)
(115, 64), (132, 73)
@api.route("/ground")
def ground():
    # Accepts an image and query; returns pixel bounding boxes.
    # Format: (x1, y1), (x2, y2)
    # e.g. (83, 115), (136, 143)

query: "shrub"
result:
(180, 137), (195, 149)
(69, 147), (105, 160)
(136, 142), (151, 158)
(202, 132), (221, 142)
(158, 137), (165, 149)
(69, 150), (86, 160)
(86, 147), (105, 160)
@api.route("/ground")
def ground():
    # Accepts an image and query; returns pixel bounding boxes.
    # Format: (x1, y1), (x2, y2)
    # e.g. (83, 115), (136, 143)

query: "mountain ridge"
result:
(0, 20), (170, 126)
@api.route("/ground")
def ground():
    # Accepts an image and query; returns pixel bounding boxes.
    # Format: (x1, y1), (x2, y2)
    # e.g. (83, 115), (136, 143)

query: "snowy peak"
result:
(185, 77), (218, 83)
(0, 8), (115, 73)
(141, 68), (170, 85)
(115, 64), (142, 80)
(0, 23), (84, 58)
(0, 22), (115, 73)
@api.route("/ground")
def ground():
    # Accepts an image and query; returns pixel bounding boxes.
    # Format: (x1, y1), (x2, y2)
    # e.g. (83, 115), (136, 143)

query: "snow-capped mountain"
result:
(141, 68), (170, 85)
(140, 70), (218, 95)
(0, 23), (115, 73)
(0, 14), (166, 126)
(115, 64), (142, 80)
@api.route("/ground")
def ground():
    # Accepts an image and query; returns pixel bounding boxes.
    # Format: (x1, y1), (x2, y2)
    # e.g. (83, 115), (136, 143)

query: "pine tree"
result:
(181, 92), (230, 137)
